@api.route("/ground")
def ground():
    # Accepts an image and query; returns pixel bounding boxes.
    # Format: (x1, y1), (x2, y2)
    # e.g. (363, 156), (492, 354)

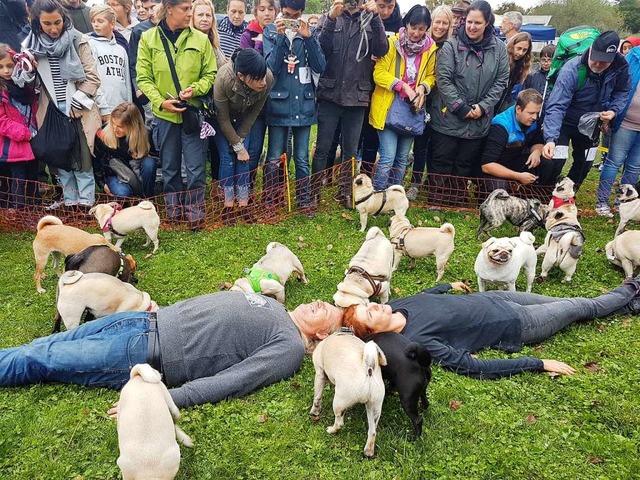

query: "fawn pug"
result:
(353, 174), (409, 232)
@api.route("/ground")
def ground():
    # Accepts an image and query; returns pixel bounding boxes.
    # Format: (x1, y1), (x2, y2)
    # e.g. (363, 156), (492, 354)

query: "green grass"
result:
(1, 168), (639, 479)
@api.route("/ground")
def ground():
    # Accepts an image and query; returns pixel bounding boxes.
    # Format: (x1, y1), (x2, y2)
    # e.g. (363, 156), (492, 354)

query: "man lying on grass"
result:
(343, 278), (640, 379)
(0, 292), (343, 407)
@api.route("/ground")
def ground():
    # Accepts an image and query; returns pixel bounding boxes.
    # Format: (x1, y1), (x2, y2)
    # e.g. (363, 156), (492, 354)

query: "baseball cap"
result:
(590, 31), (620, 63)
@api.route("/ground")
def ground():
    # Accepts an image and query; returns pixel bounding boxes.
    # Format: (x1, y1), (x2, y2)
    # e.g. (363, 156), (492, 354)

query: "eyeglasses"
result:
(540, 57), (552, 62)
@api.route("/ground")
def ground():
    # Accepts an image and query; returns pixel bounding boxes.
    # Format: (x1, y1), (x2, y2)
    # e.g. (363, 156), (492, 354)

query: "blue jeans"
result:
(154, 118), (206, 221)
(266, 125), (312, 207)
(214, 118), (261, 206)
(105, 156), (157, 198)
(597, 126), (640, 205)
(58, 168), (96, 206)
(484, 286), (634, 345)
(374, 128), (414, 190)
(0, 312), (151, 389)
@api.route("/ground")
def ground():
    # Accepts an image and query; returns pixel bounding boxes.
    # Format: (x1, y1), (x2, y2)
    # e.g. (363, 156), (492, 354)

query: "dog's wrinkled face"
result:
(617, 184), (638, 201)
(353, 173), (373, 191)
(483, 238), (515, 265)
(552, 176), (575, 199)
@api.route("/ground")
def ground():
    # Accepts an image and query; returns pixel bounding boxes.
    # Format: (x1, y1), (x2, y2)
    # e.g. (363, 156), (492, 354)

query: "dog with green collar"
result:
(230, 242), (308, 303)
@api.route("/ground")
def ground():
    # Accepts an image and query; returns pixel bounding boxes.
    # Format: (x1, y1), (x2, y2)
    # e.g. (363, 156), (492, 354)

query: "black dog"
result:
(52, 245), (138, 332)
(364, 332), (431, 438)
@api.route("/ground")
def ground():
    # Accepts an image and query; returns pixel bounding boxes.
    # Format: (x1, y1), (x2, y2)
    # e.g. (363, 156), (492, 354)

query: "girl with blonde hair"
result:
(94, 102), (157, 198)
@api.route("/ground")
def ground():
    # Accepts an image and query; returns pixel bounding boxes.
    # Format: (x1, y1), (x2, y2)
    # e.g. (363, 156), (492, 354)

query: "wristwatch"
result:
(232, 142), (245, 153)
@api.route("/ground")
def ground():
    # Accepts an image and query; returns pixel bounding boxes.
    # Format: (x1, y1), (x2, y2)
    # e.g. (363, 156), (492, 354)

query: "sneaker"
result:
(406, 186), (419, 201)
(45, 200), (66, 211)
(595, 204), (613, 218)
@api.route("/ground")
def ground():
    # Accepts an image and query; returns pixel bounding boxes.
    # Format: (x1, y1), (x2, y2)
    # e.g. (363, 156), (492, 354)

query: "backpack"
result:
(546, 26), (600, 96)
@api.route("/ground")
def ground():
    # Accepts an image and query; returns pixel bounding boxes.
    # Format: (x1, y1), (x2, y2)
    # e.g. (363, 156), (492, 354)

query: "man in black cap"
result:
(543, 31), (631, 185)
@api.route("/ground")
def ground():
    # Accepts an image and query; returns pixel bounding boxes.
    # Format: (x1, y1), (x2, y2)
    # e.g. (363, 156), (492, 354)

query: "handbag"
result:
(159, 32), (206, 136)
(31, 79), (81, 171)
(384, 53), (426, 137)
(108, 157), (144, 197)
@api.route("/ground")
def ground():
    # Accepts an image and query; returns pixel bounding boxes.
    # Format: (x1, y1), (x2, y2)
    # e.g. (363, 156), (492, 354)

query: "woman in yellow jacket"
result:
(369, 5), (437, 191)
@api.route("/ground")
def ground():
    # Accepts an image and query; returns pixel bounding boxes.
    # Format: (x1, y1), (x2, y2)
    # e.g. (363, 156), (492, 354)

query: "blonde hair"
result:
(102, 103), (150, 159)
(110, 0), (133, 21)
(428, 5), (453, 43)
(191, 0), (220, 49)
(90, 4), (117, 23)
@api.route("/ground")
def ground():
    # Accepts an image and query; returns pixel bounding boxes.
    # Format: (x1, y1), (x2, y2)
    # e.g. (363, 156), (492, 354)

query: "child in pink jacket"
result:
(0, 44), (37, 210)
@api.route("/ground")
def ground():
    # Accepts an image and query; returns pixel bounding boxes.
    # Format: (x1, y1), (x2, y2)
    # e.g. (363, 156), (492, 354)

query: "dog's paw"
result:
(37, 287), (46, 294)
(144, 253), (153, 259)
(326, 426), (339, 434)
(310, 414), (321, 422)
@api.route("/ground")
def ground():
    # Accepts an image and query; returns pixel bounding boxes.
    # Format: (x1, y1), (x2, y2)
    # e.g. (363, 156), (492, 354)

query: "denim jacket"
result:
(262, 24), (326, 127)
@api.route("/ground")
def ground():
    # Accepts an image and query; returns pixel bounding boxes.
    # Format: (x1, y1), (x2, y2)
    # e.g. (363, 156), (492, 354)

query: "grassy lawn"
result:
(0, 168), (639, 479)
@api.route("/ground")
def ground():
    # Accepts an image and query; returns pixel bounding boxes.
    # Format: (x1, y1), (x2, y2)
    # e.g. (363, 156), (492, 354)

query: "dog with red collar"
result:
(89, 201), (160, 257)
(548, 176), (576, 210)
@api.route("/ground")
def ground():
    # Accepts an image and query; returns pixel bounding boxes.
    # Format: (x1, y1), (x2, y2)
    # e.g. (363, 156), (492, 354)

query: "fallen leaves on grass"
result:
(218, 282), (233, 290)
(433, 216), (440, 223)
(588, 456), (604, 464)
(341, 212), (354, 221)
(623, 317), (632, 327)
(525, 414), (537, 424)
(584, 362), (600, 373)
(258, 414), (268, 423)
(449, 400), (463, 411)
(326, 244), (333, 251)
(316, 225), (322, 231)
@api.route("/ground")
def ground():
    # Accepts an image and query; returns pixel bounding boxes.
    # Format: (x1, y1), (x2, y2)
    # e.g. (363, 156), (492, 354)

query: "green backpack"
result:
(546, 25), (601, 95)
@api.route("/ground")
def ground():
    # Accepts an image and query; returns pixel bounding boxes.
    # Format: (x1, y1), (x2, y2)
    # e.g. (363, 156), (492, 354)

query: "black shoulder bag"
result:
(31, 74), (82, 171)
(158, 32), (210, 135)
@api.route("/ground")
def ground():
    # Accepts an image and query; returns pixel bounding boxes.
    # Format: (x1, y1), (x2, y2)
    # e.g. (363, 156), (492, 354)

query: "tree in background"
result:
(494, 2), (528, 15)
(530, 0), (623, 35)
(616, 0), (640, 34)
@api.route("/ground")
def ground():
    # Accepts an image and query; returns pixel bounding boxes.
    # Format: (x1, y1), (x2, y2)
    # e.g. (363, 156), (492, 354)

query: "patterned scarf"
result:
(399, 27), (430, 56)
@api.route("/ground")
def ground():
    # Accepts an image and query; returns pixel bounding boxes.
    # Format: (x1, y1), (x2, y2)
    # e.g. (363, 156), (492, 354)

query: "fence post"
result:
(283, 153), (292, 213)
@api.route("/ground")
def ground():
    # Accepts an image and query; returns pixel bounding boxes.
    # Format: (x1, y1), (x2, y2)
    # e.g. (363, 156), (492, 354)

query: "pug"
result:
(549, 176), (576, 209)
(33, 215), (117, 293)
(477, 189), (548, 239)
(536, 205), (584, 283)
(615, 184), (640, 236)
(605, 230), (640, 278)
(65, 245), (137, 285)
(117, 364), (194, 480)
(388, 214), (455, 281)
(353, 174), (409, 232)
(474, 232), (537, 292)
(56, 271), (158, 331)
(89, 201), (160, 256)
(334, 227), (394, 308)
(230, 242), (308, 303)
(309, 333), (386, 458)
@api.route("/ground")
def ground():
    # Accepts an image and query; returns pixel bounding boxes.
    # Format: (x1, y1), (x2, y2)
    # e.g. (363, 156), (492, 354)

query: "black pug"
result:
(51, 245), (138, 332)
(364, 332), (431, 438)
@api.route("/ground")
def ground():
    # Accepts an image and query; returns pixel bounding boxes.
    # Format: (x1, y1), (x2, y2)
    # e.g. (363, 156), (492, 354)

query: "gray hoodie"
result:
(87, 34), (132, 115)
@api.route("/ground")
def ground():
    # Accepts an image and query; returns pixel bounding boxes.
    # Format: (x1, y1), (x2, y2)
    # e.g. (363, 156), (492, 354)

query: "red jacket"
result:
(0, 88), (37, 163)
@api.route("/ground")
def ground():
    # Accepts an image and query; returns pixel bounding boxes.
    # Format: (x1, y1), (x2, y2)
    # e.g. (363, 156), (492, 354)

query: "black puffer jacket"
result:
(0, 0), (29, 51)
(316, 11), (389, 107)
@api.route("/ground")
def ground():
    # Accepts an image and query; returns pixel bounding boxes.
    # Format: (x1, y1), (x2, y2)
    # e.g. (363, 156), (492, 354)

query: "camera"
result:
(174, 101), (189, 109)
(282, 18), (300, 29)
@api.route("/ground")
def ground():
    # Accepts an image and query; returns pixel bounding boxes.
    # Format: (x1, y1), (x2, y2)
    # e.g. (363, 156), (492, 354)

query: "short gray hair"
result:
(504, 11), (523, 31)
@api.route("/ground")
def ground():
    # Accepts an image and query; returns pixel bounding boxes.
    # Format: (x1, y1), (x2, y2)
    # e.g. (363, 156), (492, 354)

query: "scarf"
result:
(23, 28), (85, 83)
(457, 23), (493, 53)
(399, 27), (431, 56)
(6, 82), (30, 105)
(246, 19), (263, 34)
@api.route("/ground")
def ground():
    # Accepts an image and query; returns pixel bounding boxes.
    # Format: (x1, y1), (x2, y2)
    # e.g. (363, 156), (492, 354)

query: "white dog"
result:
(333, 227), (394, 308)
(606, 230), (640, 278)
(474, 232), (537, 292)
(388, 214), (455, 280)
(56, 271), (158, 330)
(353, 174), (409, 232)
(230, 242), (308, 303)
(117, 364), (194, 480)
(615, 184), (640, 236)
(309, 333), (387, 458)
(89, 201), (160, 255)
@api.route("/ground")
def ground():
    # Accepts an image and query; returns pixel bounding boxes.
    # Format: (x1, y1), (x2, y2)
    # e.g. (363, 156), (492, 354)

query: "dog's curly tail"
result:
(37, 215), (63, 231)
(130, 363), (162, 383)
(404, 343), (432, 369)
(363, 341), (387, 377)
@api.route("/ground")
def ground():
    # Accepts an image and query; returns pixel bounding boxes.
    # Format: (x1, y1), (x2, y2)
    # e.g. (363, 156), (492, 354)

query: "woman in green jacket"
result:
(136, 0), (216, 230)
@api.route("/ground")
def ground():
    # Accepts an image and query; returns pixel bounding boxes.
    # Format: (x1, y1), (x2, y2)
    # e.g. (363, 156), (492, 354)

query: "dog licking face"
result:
(309, 333), (387, 458)
(474, 232), (537, 292)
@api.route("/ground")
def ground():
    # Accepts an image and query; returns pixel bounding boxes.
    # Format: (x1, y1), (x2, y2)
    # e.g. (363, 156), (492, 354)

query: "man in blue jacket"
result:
(481, 88), (555, 192)
(262, 0), (326, 217)
(543, 31), (631, 185)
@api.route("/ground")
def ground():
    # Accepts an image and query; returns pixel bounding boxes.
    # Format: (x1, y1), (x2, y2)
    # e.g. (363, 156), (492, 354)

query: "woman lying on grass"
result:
(342, 278), (640, 379)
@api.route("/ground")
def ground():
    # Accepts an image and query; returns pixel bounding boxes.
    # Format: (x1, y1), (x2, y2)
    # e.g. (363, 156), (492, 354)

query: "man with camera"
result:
(311, 0), (388, 209)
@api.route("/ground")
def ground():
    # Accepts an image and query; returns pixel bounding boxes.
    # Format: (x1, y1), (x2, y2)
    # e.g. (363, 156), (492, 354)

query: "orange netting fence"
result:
(0, 156), (575, 233)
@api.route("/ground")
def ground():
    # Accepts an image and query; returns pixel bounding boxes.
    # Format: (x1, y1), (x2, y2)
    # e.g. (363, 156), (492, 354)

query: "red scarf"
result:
(246, 19), (263, 34)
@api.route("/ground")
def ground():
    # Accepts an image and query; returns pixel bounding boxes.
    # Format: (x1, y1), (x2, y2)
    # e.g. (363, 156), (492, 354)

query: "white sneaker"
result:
(595, 204), (613, 218)
(45, 200), (65, 211)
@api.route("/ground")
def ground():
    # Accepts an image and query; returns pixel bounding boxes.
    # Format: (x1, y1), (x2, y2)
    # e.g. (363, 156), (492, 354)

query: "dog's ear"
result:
(554, 211), (564, 220)
(355, 177), (363, 186)
(482, 237), (497, 249)
(556, 175), (565, 183)
(376, 345), (387, 367)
